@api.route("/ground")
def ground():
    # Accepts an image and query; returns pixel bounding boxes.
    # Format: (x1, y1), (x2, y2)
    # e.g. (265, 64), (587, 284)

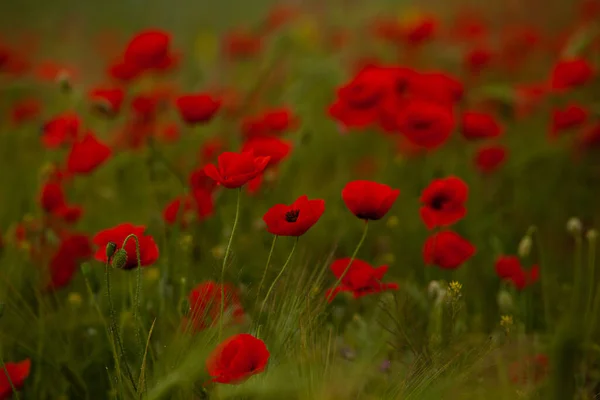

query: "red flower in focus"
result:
(124, 29), (171, 70)
(342, 180), (400, 221)
(223, 30), (262, 59)
(92, 223), (159, 269)
(66, 132), (112, 175)
(11, 97), (41, 125)
(461, 111), (503, 140)
(42, 112), (81, 148)
(175, 93), (221, 125)
(183, 281), (245, 332)
(464, 46), (493, 75)
(0, 359), (31, 399)
(207, 334), (269, 384)
(241, 136), (292, 168)
(423, 231), (475, 269)
(89, 87), (125, 117)
(474, 145), (507, 174)
(397, 100), (455, 149)
(204, 151), (270, 189)
(495, 255), (539, 290)
(550, 58), (594, 91)
(262, 195), (325, 237)
(325, 258), (399, 302)
(48, 233), (92, 289)
(420, 177), (468, 229)
(550, 104), (589, 137)
(509, 354), (549, 384)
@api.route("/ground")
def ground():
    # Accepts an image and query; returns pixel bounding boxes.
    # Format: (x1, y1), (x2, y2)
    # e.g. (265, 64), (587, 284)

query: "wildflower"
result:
(460, 111), (503, 140)
(89, 87), (125, 117)
(92, 223), (159, 269)
(206, 334), (269, 384)
(419, 176), (468, 229)
(66, 132), (112, 175)
(396, 99), (455, 149)
(0, 359), (31, 399)
(204, 151), (270, 189)
(423, 231), (476, 269)
(325, 258), (399, 302)
(474, 144), (507, 174)
(183, 281), (245, 332)
(41, 112), (81, 149)
(262, 195), (325, 236)
(566, 217), (582, 235)
(495, 256), (539, 290)
(550, 58), (594, 91)
(500, 314), (513, 335)
(175, 93), (221, 125)
(124, 29), (172, 70)
(342, 180), (400, 221)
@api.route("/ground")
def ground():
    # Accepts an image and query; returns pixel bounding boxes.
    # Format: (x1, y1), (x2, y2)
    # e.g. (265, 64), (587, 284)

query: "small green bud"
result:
(105, 242), (117, 261)
(111, 249), (128, 269)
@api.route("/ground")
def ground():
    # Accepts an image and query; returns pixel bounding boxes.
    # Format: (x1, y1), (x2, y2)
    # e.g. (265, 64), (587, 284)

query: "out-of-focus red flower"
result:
(515, 82), (548, 119)
(262, 195), (325, 236)
(66, 132), (112, 175)
(263, 4), (298, 33)
(223, 30), (262, 60)
(495, 255), (539, 290)
(11, 97), (41, 125)
(499, 26), (542, 71)
(242, 108), (298, 138)
(124, 29), (172, 70)
(342, 180), (399, 221)
(450, 9), (488, 43)
(92, 223), (159, 269)
(325, 258), (399, 301)
(39, 182), (83, 224)
(461, 111), (503, 140)
(131, 93), (160, 123)
(241, 135), (292, 168)
(0, 359), (31, 399)
(204, 151), (270, 189)
(423, 231), (475, 269)
(163, 190), (214, 226)
(34, 61), (78, 83)
(372, 19), (404, 43)
(189, 167), (218, 192)
(420, 176), (468, 229)
(183, 281), (245, 332)
(464, 46), (493, 75)
(89, 87), (125, 117)
(408, 71), (464, 105)
(199, 137), (226, 164)
(206, 334), (269, 384)
(47, 233), (92, 289)
(396, 100), (455, 149)
(42, 112), (82, 149)
(175, 93), (221, 125)
(401, 15), (437, 45)
(509, 354), (549, 385)
(157, 122), (180, 143)
(577, 122), (600, 150)
(550, 104), (589, 137)
(550, 58), (594, 91)
(107, 58), (142, 83)
(474, 145), (508, 174)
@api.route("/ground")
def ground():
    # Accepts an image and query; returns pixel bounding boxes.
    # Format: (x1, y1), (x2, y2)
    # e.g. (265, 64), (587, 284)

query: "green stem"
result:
(326, 221), (369, 302)
(218, 188), (242, 340)
(1, 356), (20, 400)
(572, 233), (584, 311)
(260, 238), (298, 317)
(121, 234), (144, 360)
(531, 228), (552, 330)
(255, 235), (278, 309)
(585, 233), (597, 322)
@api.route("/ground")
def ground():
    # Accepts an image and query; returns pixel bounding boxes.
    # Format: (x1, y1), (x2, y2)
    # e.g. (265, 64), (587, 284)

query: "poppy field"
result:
(1, 0), (600, 399)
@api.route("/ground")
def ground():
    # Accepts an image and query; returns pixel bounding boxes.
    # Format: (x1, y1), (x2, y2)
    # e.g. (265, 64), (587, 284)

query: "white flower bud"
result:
(428, 280), (441, 299)
(518, 235), (532, 258)
(566, 217), (582, 235)
(586, 229), (598, 241)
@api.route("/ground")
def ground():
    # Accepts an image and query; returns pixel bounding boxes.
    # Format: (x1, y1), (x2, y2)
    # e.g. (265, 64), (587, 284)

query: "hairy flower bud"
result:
(105, 242), (117, 261)
(111, 249), (128, 269)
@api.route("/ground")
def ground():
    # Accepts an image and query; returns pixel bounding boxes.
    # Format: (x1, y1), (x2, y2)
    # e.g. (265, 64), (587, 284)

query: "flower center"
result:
(413, 120), (432, 130)
(285, 209), (300, 223)
(430, 194), (448, 210)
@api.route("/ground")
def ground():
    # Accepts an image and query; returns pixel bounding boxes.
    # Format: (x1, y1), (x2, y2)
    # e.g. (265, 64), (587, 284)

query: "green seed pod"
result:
(105, 242), (118, 261)
(111, 249), (128, 269)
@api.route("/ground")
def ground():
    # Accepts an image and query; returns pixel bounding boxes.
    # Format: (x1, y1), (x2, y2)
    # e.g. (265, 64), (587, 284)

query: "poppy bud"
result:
(111, 249), (128, 269)
(566, 217), (582, 235)
(105, 242), (117, 260)
(518, 235), (532, 258)
(497, 290), (514, 313)
(0, 303), (4, 319)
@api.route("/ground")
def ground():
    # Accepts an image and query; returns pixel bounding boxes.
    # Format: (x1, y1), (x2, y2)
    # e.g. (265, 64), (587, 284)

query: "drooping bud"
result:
(105, 242), (117, 261)
(518, 235), (532, 258)
(566, 217), (583, 235)
(111, 249), (128, 269)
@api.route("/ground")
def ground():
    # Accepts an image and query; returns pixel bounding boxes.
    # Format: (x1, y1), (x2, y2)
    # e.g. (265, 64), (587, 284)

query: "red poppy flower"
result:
(241, 136), (292, 168)
(464, 46), (493, 75)
(495, 255), (539, 290)
(423, 231), (475, 269)
(206, 333), (269, 384)
(342, 180), (400, 221)
(92, 223), (159, 269)
(107, 58), (141, 83)
(158, 122), (180, 143)
(163, 190), (214, 226)
(199, 137), (226, 164)
(189, 167), (218, 192)
(89, 87), (125, 117)
(550, 104), (589, 137)
(515, 82), (548, 119)
(11, 97), (41, 125)
(38, 182), (82, 223)
(396, 100), (455, 149)
(0, 359), (31, 399)
(550, 58), (594, 91)
(262, 195), (325, 236)
(223, 30), (262, 59)
(204, 151), (270, 189)
(420, 177), (468, 229)
(131, 93), (160, 123)
(475, 145), (508, 174)
(175, 93), (221, 125)
(124, 29), (171, 70)
(242, 108), (298, 138)
(66, 132), (112, 175)
(48, 233), (93, 289)
(461, 111), (503, 140)
(183, 281), (245, 332)
(401, 15), (437, 45)
(42, 112), (81, 148)
(163, 196), (194, 226)
(408, 72), (464, 105)
(325, 258), (399, 302)
(509, 354), (549, 384)
(577, 122), (600, 150)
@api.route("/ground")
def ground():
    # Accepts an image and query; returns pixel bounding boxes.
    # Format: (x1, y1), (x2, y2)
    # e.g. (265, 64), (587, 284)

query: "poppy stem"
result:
(218, 188), (242, 340)
(0, 356), (20, 400)
(121, 234), (144, 361)
(260, 238), (299, 318)
(326, 221), (369, 303)
(255, 235), (278, 309)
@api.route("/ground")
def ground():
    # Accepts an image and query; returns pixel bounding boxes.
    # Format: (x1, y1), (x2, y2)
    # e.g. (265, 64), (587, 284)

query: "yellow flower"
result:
(500, 314), (514, 334)
(145, 268), (160, 282)
(68, 292), (82, 307)
(386, 216), (399, 228)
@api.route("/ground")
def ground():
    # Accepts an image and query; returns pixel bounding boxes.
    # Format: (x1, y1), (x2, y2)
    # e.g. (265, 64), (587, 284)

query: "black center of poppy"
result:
(413, 120), (431, 130)
(430, 194), (448, 210)
(285, 209), (300, 223)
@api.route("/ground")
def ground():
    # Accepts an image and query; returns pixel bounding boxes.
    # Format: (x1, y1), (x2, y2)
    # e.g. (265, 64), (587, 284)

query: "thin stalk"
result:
(218, 188), (242, 340)
(121, 234), (144, 359)
(326, 221), (369, 302)
(260, 238), (299, 318)
(255, 235), (278, 309)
